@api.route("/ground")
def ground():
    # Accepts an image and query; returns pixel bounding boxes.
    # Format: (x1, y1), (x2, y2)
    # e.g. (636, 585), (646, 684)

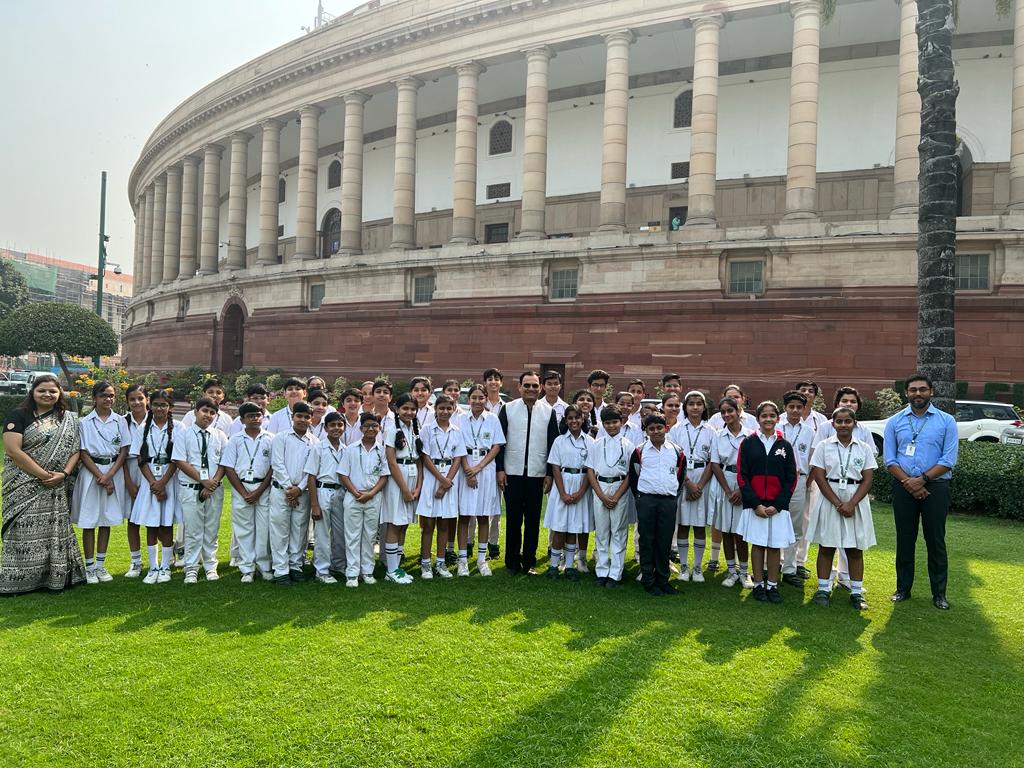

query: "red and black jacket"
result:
(737, 432), (797, 510)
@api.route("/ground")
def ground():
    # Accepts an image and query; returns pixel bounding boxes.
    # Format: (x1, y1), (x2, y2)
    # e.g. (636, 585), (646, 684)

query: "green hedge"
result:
(0, 395), (24, 425)
(871, 442), (1024, 521)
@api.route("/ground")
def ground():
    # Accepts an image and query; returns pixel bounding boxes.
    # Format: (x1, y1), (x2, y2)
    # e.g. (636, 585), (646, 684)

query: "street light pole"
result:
(94, 171), (107, 367)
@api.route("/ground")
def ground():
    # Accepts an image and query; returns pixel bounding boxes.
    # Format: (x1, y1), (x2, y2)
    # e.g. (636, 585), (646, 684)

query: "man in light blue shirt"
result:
(883, 374), (958, 610)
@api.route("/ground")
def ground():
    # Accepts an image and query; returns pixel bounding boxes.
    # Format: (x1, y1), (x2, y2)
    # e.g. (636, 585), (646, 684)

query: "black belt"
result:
(724, 464), (737, 473)
(434, 459), (452, 467)
(91, 456), (114, 465)
(185, 482), (203, 490)
(799, 471), (808, 476)
(467, 448), (487, 457)
(827, 477), (864, 484)
(316, 481), (341, 489)
(598, 475), (625, 483)
(638, 492), (675, 499)
(562, 468), (583, 475)
(242, 475), (267, 484)
(687, 461), (706, 468)
(397, 457), (418, 465)
(272, 480), (291, 489)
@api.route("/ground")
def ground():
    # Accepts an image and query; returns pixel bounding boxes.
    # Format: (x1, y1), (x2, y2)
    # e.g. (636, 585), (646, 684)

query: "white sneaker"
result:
(457, 561), (470, 577)
(575, 556), (589, 573)
(260, 571), (275, 582)
(361, 574), (376, 585)
(157, 568), (171, 584)
(85, 570), (99, 585)
(125, 563), (143, 578)
(677, 567), (691, 582)
(478, 561), (493, 577)
(205, 570), (219, 581)
(691, 568), (705, 583)
(94, 566), (113, 583)
(385, 569), (412, 585)
(315, 574), (337, 584)
(721, 571), (740, 587)
(240, 573), (254, 584)
(420, 566), (433, 580)
(142, 569), (159, 585)
(183, 572), (198, 584)
(173, 553), (185, 568)
(434, 563), (453, 579)
(229, 557), (239, 567)
(345, 577), (359, 588)
(740, 573), (755, 590)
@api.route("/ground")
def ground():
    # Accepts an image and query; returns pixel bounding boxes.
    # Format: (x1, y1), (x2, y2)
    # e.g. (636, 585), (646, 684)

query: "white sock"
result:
(677, 542), (688, 570)
(445, 542), (454, 555)
(477, 544), (487, 565)
(739, 560), (748, 575)
(851, 580), (864, 595)
(710, 541), (721, 564)
(130, 549), (142, 566)
(458, 549), (468, 564)
(766, 580), (778, 588)
(726, 558), (736, 573)
(385, 543), (400, 572)
(565, 543), (577, 567)
(551, 548), (562, 567)
(96, 552), (106, 569)
(85, 558), (95, 571)
(161, 545), (174, 570)
(421, 558), (431, 570)
(435, 557), (445, 568)
(818, 578), (831, 592)
(693, 538), (705, 570)
(146, 545), (158, 569)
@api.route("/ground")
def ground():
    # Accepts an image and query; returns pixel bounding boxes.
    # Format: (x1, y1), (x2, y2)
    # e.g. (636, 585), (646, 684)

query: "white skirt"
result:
(382, 464), (419, 525)
(458, 457), (500, 518)
(124, 459), (144, 520)
(738, 507), (796, 548)
(807, 482), (877, 550)
(72, 460), (127, 529)
(544, 470), (594, 533)
(128, 468), (181, 527)
(416, 463), (460, 519)
(710, 472), (743, 534)
(677, 467), (711, 526)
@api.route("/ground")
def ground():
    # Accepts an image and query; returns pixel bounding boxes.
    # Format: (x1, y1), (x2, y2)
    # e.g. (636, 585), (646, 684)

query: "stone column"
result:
(1009, 0), (1024, 209)
(391, 77), (422, 250)
(162, 165), (182, 284)
(199, 144), (222, 275)
(784, 0), (821, 220)
(132, 198), (145, 296)
(686, 14), (725, 227)
(149, 174), (166, 290)
(179, 155), (200, 278)
(258, 119), (282, 265)
(891, 0), (921, 217)
(227, 131), (250, 270)
(450, 62), (486, 245)
(340, 91), (369, 255)
(598, 30), (636, 232)
(518, 47), (554, 240)
(296, 105), (323, 260)
(141, 187), (154, 291)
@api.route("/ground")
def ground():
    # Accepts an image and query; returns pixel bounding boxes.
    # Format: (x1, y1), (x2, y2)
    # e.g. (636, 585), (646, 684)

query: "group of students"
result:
(69, 368), (878, 608)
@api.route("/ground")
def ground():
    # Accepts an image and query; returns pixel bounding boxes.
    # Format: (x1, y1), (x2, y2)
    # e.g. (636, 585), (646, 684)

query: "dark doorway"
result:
(321, 208), (341, 258)
(222, 304), (245, 373)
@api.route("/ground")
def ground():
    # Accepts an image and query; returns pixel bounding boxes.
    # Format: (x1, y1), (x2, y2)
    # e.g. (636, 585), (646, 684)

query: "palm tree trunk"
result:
(916, 0), (959, 414)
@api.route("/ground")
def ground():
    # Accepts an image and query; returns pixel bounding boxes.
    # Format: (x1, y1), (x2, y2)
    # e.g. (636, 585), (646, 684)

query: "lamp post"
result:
(93, 171), (108, 367)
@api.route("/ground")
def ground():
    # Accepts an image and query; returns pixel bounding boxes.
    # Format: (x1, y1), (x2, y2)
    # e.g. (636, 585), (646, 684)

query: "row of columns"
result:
(132, 0), (1024, 295)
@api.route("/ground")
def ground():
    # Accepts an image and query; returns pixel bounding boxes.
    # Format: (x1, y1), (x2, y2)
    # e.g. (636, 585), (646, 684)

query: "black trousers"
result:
(636, 493), (676, 587)
(503, 475), (545, 572)
(892, 478), (950, 597)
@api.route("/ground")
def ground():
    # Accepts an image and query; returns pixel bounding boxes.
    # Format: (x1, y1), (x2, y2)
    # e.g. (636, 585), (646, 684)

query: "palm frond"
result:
(822, 0), (837, 24)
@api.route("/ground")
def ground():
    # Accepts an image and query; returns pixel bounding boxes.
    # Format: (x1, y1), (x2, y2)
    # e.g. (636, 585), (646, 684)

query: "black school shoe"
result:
(850, 593), (869, 610)
(596, 576), (608, 587)
(606, 578), (620, 589)
(488, 543), (500, 560)
(644, 584), (663, 597)
(796, 566), (813, 579)
(658, 583), (679, 596)
(289, 568), (306, 582)
(751, 584), (768, 602)
(781, 573), (805, 588)
(933, 595), (951, 610)
(274, 575), (291, 586)
(811, 590), (831, 607)
(890, 590), (911, 603)
(766, 586), (782, 604)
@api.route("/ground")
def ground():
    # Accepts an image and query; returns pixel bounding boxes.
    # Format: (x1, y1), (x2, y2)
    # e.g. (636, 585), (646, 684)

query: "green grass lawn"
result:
(1, 482), (1022, 767)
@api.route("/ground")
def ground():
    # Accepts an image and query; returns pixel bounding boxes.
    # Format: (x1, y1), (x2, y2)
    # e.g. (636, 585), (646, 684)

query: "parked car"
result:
(860, 400), (1022, 454)
(1001, 424), (1024, 446)
(0, 370), (33, 396)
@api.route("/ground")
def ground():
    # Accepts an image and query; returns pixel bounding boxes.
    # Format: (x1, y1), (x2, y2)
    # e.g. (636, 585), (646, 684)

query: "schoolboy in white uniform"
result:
(305, 411), (346, 584)
(179, 379), (234, 433)
(338, 388), (365, 448)
(796, 380), (830, 435)
(780, 390), (820, 588)
(586, 406), (634, 587)
(268, 401), (318, 584)
(171, 398), (228, 584)
(542, 370), (569, 422)
(267, 378), (309, 435)
(220, 402), (273, 583)
(228, 384), (272, 437)
(338, 412), (391, 587)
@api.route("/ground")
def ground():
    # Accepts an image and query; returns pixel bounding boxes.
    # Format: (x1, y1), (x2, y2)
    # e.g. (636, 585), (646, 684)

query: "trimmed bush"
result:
(0, 394), (25, 425)
(871, 442), (1024, 520)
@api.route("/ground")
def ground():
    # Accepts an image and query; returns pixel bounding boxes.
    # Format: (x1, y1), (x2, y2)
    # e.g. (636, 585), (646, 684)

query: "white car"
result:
(860, 400), (1022, 454)
(1001, 424), (1024, 446)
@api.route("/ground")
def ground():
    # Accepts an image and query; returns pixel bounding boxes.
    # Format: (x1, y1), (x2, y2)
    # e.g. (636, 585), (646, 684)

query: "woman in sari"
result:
(1, 374), (86, 594)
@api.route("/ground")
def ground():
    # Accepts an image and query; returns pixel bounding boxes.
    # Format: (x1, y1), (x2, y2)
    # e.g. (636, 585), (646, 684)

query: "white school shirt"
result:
(810, 437), (878, 482)
(634, 440), (683, 496)
(668, 420), (716, 466)
(220, 429), (273, 480)
(548, 431), (594, 471)
(308, 420), (327, 442)
(79, 410), (131, 459)
(416, 405), (435, 429)
(757, 430), (781, 452)
(454, 411), (506, 459)
(228, 411), (271, 437)
(383, 419), (421, 461)
(484, 397), (504, 414)
(709, 411), (758, 431)
(125, 413), (147, 444)
(711, 426), (754, 468)
(128, 419), (178, 473)
(171, 425), (228, 481)
(802, 410), (830, 434)
(421, 423), (468, 463)
(779, 419), (820, 475)
(338, 441), (390, 490)
(339, 412), (365, 447)
(586, 434), (634, 478)
(543, 397), (569, 422)
(270, 429), (318, 488)
(180, 408), (233, 434)
(304, 438), (346, 484)
(267, 405), (299, 435)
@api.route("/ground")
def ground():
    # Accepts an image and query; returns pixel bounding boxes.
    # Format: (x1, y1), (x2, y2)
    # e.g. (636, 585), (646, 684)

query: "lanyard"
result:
(400, 421), (418, 457)
(837, 440), (854, 479)
(567, 433), (588, 464)
(683, 422), (704, 455)
(469, 415), (485, 449)
(93, 414), (121, 451)
(359, 444), (382, 477)
(908, 412), (930, 443)
(602, 436), (625, 470)
(148, 422), (169, 460)
(432, 425), (453, 460)
(326, 441), (342, 465)
(241, 435), (263, 474)
(783, 422), (803, 447)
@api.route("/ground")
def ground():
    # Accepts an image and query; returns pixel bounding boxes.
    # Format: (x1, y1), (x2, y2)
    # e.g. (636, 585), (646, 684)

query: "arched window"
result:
(327, 159), (341, 189)
(489, 120), (513, 155)
(673, 91), (693, 129)
(278, 177), (286, 204)
(320, 208), (341, 259)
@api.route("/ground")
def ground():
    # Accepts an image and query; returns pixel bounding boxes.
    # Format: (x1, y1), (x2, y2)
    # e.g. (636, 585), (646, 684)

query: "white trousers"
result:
(782, 481), (809, 574)
(269, 487), (311, 578)
(311, 487), (337, 577)
(230, 482), (271, 576)
(593, 489), (630, 580)
(344, 493), (382, 578)
(180, 484), (224, 575)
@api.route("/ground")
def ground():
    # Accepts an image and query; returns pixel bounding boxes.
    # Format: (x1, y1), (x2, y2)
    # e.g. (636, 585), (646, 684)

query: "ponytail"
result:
(412, 414), (423, 455)
(138, 409), (155, 467)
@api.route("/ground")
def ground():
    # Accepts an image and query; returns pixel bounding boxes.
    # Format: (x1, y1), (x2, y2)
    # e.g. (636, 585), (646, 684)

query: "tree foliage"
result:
(0, 260), (30, 321)
(0, 302), (118, 382)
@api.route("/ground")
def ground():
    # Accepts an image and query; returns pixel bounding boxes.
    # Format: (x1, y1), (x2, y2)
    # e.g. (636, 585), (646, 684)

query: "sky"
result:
(0, 0), (364, 275)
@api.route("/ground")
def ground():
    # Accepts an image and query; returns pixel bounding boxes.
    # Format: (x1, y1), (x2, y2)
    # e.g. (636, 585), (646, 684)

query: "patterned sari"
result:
(0, 410), (86, 594)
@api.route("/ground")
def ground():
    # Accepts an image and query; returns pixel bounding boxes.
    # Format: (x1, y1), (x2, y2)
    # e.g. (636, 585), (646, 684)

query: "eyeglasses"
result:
(96, 393), (115, 399)
(521, 383), (541, 389)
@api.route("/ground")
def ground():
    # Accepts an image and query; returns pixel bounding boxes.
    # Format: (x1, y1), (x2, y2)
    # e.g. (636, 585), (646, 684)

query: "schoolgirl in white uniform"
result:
(668, 391), (716, 583)
(708, 385), (758, 432)
(415, 395), (466, 579)
(305, 411), (346, 584)
(544, 404), (595, 581)
(127, 388), (179, 584)
(779, 390), (821, 588)
(122, 383), (150, 577)
(585, 406), (633, 587)
(267, 402), (317, 584)
(456, 384), (506, 577)
(808, 406), (876, 610)
(307, 390), (331, 442)
(709, 396), (755, 589)
(220, 402), (273, 582)
(410, 376), (436, 429)
(569, 390), (599, 570)
(381, 393), (423, 585)
(442, 379), (469, 418)
(73, 381), (131, 584)
(338, 412), (390, 587)
(795, 380), (830, 436)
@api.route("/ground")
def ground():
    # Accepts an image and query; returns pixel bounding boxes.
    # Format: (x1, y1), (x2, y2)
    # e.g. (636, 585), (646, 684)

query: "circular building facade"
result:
(125, 0), (1024, 394)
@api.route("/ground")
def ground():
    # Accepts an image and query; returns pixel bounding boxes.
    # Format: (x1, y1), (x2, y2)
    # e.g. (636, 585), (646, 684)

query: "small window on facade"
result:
(671, 162), (690, 180)
(668, 206), (688, 231)
(728, 260), (764, 295)
(278, 177), (286, 204)
(177, 295), (189, 321)
(277, 224), (284, 237)
(549, 267), (578, 301)
(489, 120), (513, 156)
(486, 183), (511, 200)
(327, 160), (342, 189)
(309, 283), (325, 310)
(955, 253), (989, 290)
(412, 274), (435, 305)
(484, 223), (509, 244)
(673, 91), (693, 129)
